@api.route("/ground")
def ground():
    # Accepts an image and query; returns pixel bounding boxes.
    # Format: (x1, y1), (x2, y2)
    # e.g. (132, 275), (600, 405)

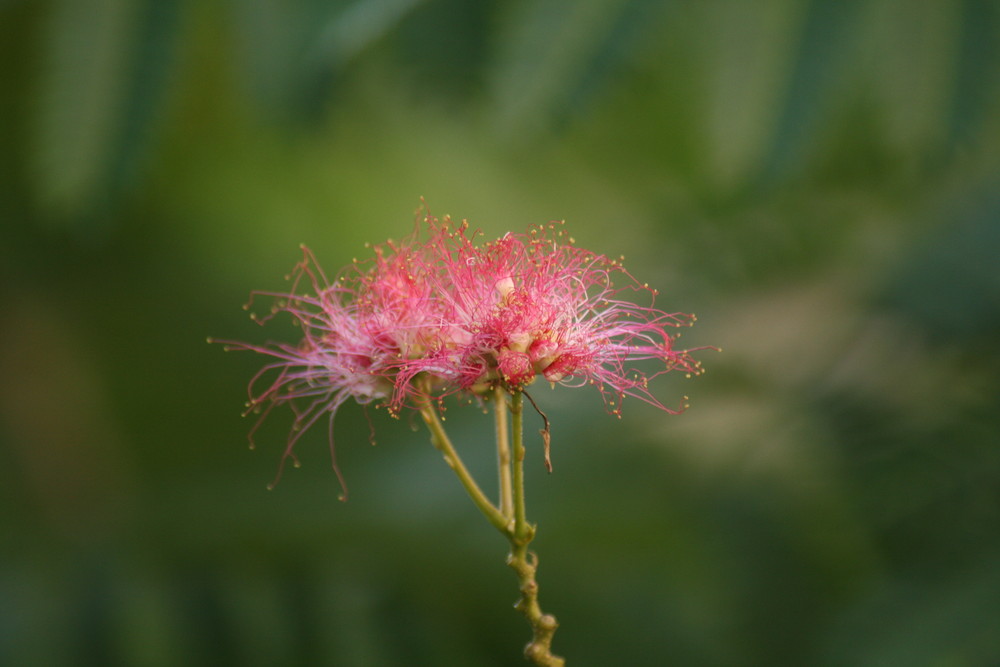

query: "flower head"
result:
(215, 211), (711, 488)
(426, 219), (707, 414)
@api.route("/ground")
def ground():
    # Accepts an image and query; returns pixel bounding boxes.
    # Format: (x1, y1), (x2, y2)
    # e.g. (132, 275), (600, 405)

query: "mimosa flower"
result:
(216, 211), (711, 487)
(211, 246), (398, 490)
(425, 218), (707, 414)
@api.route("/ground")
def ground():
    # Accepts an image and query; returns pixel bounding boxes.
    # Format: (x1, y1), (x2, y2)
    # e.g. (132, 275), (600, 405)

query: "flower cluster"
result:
(217, 212), (709, 482)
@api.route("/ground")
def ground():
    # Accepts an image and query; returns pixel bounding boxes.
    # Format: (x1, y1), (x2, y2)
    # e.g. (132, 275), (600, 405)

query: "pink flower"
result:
(212, 246), (403, 492)
(424, 219), (707, 414)
(216, 212), (710, 486)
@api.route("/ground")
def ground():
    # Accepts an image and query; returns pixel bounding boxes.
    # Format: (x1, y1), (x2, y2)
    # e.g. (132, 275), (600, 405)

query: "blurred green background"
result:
(2, 0), (999, 665)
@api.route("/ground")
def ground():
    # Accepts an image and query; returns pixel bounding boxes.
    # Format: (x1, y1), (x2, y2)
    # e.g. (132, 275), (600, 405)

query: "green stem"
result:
(507, 390), (564, 666)
(418, 386), (563, 665)
(495, 386), (514, 520)
(510, 391), (529, 540)
(418, 397), (508, 533)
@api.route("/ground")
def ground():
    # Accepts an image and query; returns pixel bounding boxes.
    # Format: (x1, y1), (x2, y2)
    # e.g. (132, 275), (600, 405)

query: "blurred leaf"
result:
(490, 0), (673, 137)
(315, 0), (425, 65)
(230, 0), (338, 118)
(755, 0), (865, 186)
(702, 0), (804, 191)
(214, 564), (301, 666)
(0, 561), (75, 665)
(866, 0), (961, 163)
(233, 0), (425, 120)
(30, 0), (180, 231)
(391, 0), (493, 102)
(947, 0), (1000, 148)
(109, 564), (193, 667)
(821, 560), (1000, 666)
(884, 187), (1000, 342)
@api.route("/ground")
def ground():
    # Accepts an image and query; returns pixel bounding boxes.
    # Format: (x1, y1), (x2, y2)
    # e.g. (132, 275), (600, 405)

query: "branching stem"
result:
(417, 395), (508, 533)
(419, 385), (563, 665)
